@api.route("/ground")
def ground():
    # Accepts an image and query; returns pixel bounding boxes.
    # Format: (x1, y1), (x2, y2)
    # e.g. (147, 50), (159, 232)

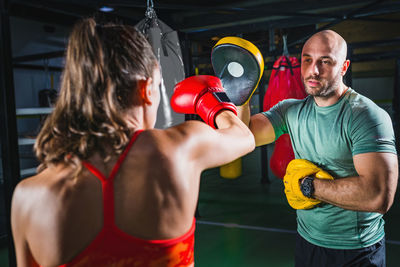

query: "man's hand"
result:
(284, 159), (334, 210)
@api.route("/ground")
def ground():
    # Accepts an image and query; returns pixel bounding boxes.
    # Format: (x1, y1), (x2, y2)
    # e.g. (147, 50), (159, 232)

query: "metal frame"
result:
(0, 0), (20, 266)
(257, 76), (270, 184)
(13, 50), (64, 63)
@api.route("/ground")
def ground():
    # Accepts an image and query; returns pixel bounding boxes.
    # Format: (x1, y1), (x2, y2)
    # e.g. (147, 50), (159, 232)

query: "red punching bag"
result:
(263, 56), (307, 179)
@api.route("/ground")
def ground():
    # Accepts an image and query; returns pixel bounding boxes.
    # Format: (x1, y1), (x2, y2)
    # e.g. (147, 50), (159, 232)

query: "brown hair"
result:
(35, 18), (157, 173)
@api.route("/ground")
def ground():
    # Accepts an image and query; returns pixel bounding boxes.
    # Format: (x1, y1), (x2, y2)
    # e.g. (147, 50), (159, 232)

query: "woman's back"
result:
(12, 128), (202, 266)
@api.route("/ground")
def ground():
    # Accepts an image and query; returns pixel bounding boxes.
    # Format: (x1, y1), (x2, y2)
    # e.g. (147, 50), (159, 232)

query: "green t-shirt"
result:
(263, 88), (397, 249)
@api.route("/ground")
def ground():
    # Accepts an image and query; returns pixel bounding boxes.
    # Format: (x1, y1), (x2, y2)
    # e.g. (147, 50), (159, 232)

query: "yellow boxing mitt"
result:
(212, 37), (264, 179)
(283, 159), (334, 210)
(211, 36), (264, 106)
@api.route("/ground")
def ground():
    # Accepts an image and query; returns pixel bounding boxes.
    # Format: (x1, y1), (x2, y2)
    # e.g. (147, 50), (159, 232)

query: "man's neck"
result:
(313, 83), (348, 107)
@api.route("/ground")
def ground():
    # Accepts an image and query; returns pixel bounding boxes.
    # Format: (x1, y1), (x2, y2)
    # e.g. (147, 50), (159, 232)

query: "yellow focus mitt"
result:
(211, 36), (264, 106)
(283, 159), (334, 210)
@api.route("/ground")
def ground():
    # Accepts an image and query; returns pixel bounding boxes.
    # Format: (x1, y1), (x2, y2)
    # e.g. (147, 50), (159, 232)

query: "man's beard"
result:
(302, 71), (341, 98)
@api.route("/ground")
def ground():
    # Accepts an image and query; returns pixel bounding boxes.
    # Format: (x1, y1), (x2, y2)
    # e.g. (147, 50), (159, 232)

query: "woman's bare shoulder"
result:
(12, 164), (103, 265)
(13, 165), (77, 215)
(141, 121), (213, 150)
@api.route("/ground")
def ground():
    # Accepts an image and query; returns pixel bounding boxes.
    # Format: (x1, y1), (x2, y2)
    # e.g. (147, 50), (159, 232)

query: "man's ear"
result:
(137, 78), (153, 105)
(341, 59), (350, 76)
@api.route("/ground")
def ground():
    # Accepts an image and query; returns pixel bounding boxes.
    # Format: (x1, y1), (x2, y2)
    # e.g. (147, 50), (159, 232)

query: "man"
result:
(241, 30), (398, 266)
(11, 18), (255, 266)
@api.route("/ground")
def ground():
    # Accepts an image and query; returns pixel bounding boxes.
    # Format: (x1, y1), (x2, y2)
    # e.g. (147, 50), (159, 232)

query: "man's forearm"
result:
(313, 175), (393, 214)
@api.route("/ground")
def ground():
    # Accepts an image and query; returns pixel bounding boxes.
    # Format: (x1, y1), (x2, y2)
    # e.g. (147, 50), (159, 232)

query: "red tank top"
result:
(59, 130), (195, 267)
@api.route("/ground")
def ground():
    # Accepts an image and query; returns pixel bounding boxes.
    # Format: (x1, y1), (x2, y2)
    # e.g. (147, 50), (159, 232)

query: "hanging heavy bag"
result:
(135, 2), (185, 129)
(263, 56), (307, 179)
(211, 36), (264, 179)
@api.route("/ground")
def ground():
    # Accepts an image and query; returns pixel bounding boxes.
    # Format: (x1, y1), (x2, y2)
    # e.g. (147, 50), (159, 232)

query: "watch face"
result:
(302, 182), (312, 195)
(301, 178), (314, 198)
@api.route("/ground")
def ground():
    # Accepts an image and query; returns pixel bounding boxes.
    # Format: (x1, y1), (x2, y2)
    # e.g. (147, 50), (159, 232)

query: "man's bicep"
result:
(353, 152), (398, 211)
(249, 113), (275, 146)
(353, 152), (398, 179)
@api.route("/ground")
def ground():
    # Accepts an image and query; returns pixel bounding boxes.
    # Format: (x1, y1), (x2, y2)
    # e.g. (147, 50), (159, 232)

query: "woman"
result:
(11, 18), (255, 266)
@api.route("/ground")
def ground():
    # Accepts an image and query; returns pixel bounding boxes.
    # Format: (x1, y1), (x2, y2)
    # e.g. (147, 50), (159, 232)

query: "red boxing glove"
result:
(171, 75), (237, 128)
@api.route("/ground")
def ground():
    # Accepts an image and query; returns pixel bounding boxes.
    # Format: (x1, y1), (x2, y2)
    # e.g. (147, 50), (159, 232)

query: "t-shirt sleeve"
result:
(350, 104), (397, 156)
(262, 99), (295, 140)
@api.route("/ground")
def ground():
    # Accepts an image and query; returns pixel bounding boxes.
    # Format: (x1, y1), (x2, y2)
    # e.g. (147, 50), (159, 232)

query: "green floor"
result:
(1, 147), (399, 266)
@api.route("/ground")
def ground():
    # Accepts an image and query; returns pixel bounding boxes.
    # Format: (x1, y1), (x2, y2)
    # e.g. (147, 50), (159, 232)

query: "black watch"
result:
(300, 176), (315, 198)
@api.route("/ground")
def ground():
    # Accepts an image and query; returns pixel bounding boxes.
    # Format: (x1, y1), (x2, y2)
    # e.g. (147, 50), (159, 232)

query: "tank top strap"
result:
(82, 130), (144, 227)
(108, 130), (143, 180)
(82, 161), (108, 182)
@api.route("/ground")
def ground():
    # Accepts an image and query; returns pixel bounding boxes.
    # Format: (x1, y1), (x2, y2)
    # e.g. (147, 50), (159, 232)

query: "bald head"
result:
(303, 30), (347, 64)
(300, 30), (350, 102)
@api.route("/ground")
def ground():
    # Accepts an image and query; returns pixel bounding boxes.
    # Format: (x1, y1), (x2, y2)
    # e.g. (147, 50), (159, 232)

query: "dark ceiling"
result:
(7, 0), (400, 72)
(9, 0), (400, 39)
